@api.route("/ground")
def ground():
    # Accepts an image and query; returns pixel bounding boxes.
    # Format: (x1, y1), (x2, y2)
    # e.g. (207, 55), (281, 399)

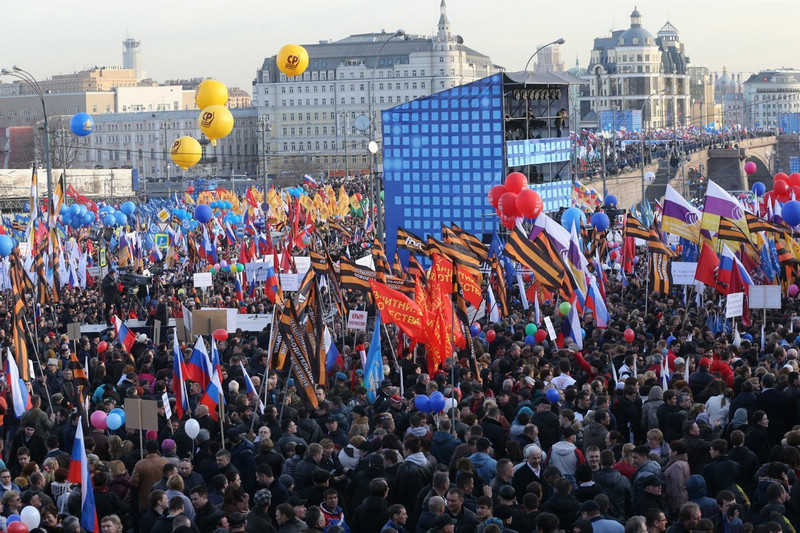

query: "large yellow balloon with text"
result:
(195, 79), (229, 110)
(277, 44), (309, 77)
(170, 136), (202, 170)
(198, 105), (234, 146)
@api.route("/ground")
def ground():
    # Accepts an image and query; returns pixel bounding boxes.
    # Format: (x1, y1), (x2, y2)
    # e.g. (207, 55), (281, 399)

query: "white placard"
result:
(293, 256), (311, 275)
(544, 316), (557, 340)
(245, 260), (276, 282)
(193, 272), (212, 288)
(279, 273), (299, 292)
(87, 266), (102, 278)
(749, 285), (782, 309)
(347, 310), (368, 331)
(671, 262), (698, 285)
(726, 292), (744, 318)
(162, 392), (172, 420)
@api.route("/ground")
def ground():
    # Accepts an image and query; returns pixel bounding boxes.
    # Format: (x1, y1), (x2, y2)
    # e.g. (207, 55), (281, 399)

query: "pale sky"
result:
(3, 0), (798, 93)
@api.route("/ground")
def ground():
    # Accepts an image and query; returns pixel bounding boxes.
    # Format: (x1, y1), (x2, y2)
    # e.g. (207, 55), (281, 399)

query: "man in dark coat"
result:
(612, 385), (642, 443)
(530, 398), (560, 452)
(293, 442), (323, 497)
(393, 437), (433, 532)
(512, 444), (544, 498)
(753, 373), (787, 445)
(480, 406), (508, 460)
(351, 479), (391, 533)
(700, 440), (739, 497)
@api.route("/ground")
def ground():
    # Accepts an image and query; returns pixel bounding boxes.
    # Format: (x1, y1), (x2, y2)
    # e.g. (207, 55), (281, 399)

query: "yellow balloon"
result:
(169, 136), (202, 170)
(198, 105), (234, 146)
(195, 79), (228, 110)
(277, 44), (309, 77)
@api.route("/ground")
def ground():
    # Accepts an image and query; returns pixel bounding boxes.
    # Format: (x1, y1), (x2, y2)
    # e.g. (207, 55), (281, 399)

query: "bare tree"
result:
(32, 115), (82, 171)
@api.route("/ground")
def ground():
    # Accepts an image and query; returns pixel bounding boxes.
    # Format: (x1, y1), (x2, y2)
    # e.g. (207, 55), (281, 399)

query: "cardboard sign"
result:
(544, 317), (557, 340)
(193, 272), (213, 288)
(67, 323), (82, 342)
(726, 292), (744, 318)
(749, 285), (781, 309)
(671, 262), (698, 285)
(280, 273), (300, 292)
(347, 310), (368, 331)
(153, 319), (162, 346)
(124, 398), (159, 431)
(191, 309), (230, 336)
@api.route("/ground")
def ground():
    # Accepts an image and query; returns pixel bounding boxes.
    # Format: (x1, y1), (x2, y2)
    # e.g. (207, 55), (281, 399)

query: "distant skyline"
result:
(3, 0), (798, 93)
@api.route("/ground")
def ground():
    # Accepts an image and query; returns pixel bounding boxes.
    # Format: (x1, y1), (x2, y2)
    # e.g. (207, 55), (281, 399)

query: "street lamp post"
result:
(640, 89), (667, 204)
(523, 38), (565, 72)
(2, 66), (53, 215)
(369, 29), (405, 246)
(259, 115), (271, 198)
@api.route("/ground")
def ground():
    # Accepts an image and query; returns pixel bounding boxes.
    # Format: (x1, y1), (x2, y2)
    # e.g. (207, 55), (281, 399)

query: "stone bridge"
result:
(582, 135), (800, 208)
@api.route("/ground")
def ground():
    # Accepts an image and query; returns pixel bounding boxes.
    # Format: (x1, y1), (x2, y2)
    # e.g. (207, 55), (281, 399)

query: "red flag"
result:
(370, 280), (424, 340)
(695, 242), (722, 291)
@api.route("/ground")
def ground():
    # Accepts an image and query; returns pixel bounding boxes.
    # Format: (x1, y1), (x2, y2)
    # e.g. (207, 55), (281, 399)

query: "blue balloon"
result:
(0, 235), (15, 257)
(604, 195), (618, 207)
(60, 204), (69, 215)
(115, 212), (128, 226)
(121, 201), (136, 215)
(429, 392), (446, 412)
(23, 202), (30, 213)
(62, 215), (72, 226)
(195, 204), (213, 224)
(109, 407), (126, 424)
(70, 204), (81, 216)
(70, 218), (82, 229)
(415, 395), (430, 413)
(591, 212), (610, 232)
(742, 333), (754, 342)
(82, 212), (95, 226)
(107, 412), (123, 430)
(104, 215), (116, 227)
(525, 335), (536, 346)
(470, 324), (480, 337)
(6, 514), (20, 524)
(545, 388), (560, 403)
(70, 112), (95, 136)
(783, 200), (800, 227)
(210, 201), (219, 209)
(561, 207), (586, 232)
(752, 182), (766, 196)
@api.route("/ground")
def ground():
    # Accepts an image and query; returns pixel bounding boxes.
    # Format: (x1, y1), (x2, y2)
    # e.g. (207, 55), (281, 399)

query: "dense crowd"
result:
(2, 186), (800, 533)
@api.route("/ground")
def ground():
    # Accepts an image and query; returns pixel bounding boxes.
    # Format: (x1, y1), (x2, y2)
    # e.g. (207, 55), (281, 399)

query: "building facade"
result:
(71, 108), (259, 180)
(714, 66), (745, 128)
(579, 8), (691, 130)
(250, 0), (500, 177)
(123, 37), (146, 81)
(743, 68), (800, 129)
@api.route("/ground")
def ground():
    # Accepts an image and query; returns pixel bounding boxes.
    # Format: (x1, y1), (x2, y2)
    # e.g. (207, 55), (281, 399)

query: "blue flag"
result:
(363, 314), (384, 403)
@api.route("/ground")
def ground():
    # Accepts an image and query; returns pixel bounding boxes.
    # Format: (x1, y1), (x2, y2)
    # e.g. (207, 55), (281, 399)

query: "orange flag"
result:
(369, 281), (424, 340)
(456, 266), (482, 309)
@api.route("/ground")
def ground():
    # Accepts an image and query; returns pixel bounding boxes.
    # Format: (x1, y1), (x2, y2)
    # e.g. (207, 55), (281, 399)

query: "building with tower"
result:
(714, 66), (745, 127)
(534, 44), (565, 73)
(251, 0), (500, 177)
(123, 37), (146, 81)
(578, 7), (691, 130)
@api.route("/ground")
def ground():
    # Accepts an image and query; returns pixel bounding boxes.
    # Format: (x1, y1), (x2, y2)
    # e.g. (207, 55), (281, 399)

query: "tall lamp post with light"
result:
(523, 38), (565, 72)
(2, 66), (53, 212)
(369, 29), (405, 246)
(640, 89), (668, 204)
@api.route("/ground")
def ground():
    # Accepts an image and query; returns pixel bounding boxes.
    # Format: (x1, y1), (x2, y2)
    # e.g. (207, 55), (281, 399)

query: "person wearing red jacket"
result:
(708, 352), (734, 388)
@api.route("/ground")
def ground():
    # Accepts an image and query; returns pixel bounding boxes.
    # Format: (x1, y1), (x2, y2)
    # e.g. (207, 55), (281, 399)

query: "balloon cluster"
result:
(195, 80), (234, 147)
(8, 505), (40, 532)
(98, 205), (128, 227)
(90, 408), (126, 430)
(488, 172), (543, 229)
(758, 172), (800, 226)
(63, 203), (97, 229)
(414, 391), (451, 413)
(286, 187), (306, 198)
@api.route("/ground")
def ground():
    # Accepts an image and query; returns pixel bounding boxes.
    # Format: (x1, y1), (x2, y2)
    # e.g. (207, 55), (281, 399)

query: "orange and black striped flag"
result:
(504, 227), (564, 298)
(9, 250), (31, 381)
(391, 252), (404, 278)
(647, 228), (675, 256)
(718, 217), (753, 245)
(451, 224), (489, 263)
(427, 236), (482, 278)
(328, 221), (352, 241)
(625, 214), (651, 240)
(490, 256), (509, 316)
(34, 236), (53, 306)
(745, 212), (785, 235)
(279, 300), (319, 408)
(396, 227), (428, 256)
(309, 250), (328, 278)
(649, 253), (672, 295)
(407, 254), (426, 284)
(325, 252), (348, 318)
(372, 238), (390, 281)
(68, 351), (90, 399)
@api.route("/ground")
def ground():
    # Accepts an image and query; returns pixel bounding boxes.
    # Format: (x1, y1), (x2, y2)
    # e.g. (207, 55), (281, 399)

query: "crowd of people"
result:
(2, 174), (800, 533)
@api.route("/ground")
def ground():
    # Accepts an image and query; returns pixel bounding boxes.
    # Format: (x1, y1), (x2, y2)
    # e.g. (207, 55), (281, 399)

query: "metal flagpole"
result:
(278, 360), (293, 425)
(251, 309), (278, 434)
(381, 323), (402, 397)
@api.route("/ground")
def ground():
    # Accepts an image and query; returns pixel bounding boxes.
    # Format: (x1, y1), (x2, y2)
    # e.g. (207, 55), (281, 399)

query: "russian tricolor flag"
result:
(5, 348), (31, 418)
(303, 174), (319, 188)
(112, 316), (137, 353)
(172, 331), (189, 420)
(185, 336), (211, 390)
(323, 325), (343, 372)
(235, 277), (244, 302)
(67, 420), (98, 532)
(265, 265), (280, 304)
(199, 338), (224, 420)
(239, 361), (264, 414)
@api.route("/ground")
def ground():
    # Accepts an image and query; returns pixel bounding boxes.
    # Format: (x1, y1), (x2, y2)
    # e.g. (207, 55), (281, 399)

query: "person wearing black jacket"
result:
(530, 398), (560, 453)
(351, 478), (391, 533)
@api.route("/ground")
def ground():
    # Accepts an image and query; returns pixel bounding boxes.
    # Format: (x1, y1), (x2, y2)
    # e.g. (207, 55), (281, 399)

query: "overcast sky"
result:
(3, 0), (797, 93)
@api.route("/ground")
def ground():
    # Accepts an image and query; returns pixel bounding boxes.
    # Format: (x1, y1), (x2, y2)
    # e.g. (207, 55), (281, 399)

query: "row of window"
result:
(279, 80), (429, 94)
(280, 140), (368, 152)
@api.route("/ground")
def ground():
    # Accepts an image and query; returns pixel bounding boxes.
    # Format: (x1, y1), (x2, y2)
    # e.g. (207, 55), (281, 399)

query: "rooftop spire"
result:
(437, 0), (452, 42)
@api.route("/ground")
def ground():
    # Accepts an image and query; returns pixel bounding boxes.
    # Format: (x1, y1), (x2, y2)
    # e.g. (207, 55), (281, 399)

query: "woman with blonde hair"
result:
(645, 429), (670, 467)
(613, 443), (637, 480)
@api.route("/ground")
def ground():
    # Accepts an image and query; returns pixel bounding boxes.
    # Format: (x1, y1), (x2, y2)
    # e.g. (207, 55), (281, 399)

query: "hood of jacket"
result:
(432, 431), (456, 446)
(409, 426), (428, 438)
(647, 386), (664, 401)
(468, 452), (492, 467)
(584, 421), (607, 439)
(686, 475), (708, 499)
(550, 440), (577, 457)
(731, 407), (748, 426)
(405, 451), (429, 468)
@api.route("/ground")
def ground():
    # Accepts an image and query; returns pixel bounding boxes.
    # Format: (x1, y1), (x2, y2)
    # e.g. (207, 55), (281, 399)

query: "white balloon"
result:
(185, 418), (200, 439)
(444, 398), (458, 411)
(21, 505), (40, 529)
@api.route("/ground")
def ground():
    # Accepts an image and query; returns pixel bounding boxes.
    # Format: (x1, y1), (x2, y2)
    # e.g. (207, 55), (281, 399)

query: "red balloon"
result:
(97, 341), (108, 354)
(624, 328), (635, 343)
(485, 329), (496, 342)
(791, 173), (800, 187)
(609, 250), (619, 260)
(775, 172), (789, 184)
(488, 184), (507, 208)
(213, 328), (228, 341)
(529, 191), (544, 219)
(523, 273), (532, 282)
(500, 214), (517, 229)
(774, 180), (789, 195)
(186, 185), (195, 194)
(534, 329), (547, 343)
(516, 189), (543, 219)
(498, 192), (519, 217)
(504, 172), (528, 194)
(8, 523), (27, 533)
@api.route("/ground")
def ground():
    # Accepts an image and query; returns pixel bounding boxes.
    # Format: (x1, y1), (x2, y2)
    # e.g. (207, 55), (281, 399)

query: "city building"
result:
(686, 65), (718, 128)
(714, 66), (745, 127)
(534, 44), (565, 73)
(579, 8), (691, 130)
(71, 108), (259, 180)
(251, 0), (501, 177)
(123, 37), (146, 81)
(742, 68), (800, 129)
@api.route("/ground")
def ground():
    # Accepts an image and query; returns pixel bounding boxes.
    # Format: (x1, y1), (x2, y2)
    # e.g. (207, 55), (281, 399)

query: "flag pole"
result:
(20, 313), (53, 406)
(251, 309), (278, 435)
(278, 360), (293, 425)
(381, 323), (402, 397)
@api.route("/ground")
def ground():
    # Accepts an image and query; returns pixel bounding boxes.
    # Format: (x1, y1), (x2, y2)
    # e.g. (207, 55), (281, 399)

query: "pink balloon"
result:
(90, 410), (108, 430)
(790, 284), (799, 297)
(744, 161), (757, 175)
